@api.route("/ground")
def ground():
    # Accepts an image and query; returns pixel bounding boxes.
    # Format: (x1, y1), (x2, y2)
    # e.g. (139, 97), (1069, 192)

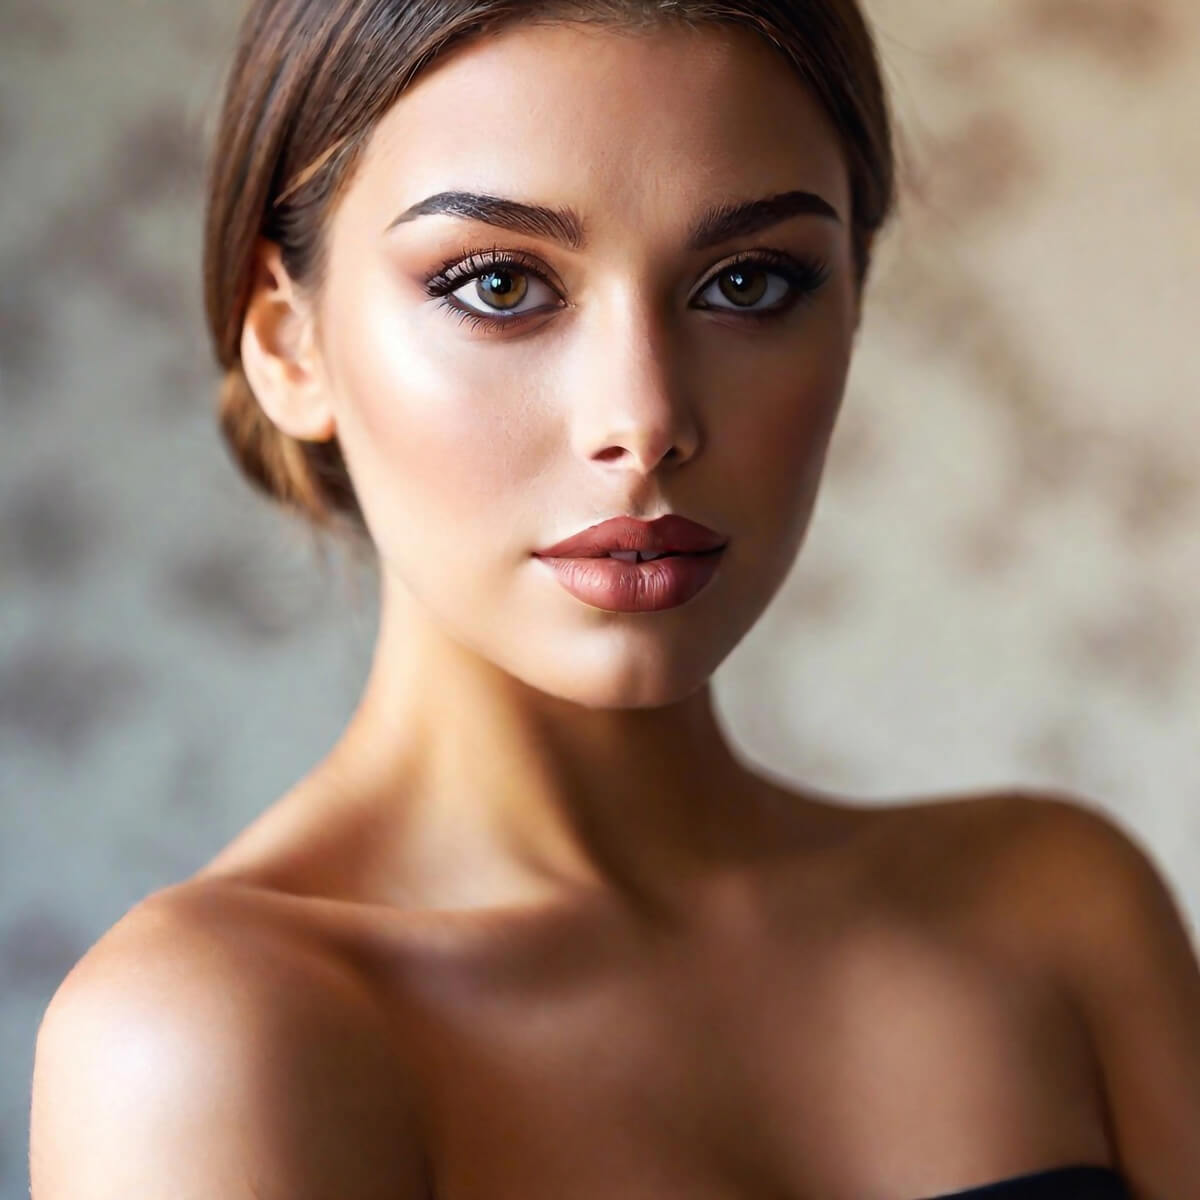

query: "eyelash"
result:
(421, 243), (831, 334)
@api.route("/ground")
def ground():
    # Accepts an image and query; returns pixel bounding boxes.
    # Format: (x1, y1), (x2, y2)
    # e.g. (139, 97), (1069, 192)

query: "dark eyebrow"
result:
(387, 192), (586, 249)
(385, 188), (841, 251)
(686, 190), (842, 249)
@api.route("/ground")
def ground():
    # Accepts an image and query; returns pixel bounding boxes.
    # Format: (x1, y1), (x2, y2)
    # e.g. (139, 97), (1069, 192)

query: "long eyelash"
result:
(422, 244), (831, 332)
(714, 249), (831, 319)
(422, 243), (550, 298)
(422, 244), (557, 333)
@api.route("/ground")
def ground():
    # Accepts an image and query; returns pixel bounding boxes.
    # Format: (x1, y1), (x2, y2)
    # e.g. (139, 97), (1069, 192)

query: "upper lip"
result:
(534, 514), (728, 558)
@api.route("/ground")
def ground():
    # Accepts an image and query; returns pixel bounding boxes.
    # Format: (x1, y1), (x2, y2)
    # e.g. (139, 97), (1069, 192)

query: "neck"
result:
(320, 569), (789, 918)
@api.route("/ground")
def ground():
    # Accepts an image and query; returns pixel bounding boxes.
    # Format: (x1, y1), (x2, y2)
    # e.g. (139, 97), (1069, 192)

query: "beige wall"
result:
(2, 2), (1197, 1195)
(726, 0), (1199, 899)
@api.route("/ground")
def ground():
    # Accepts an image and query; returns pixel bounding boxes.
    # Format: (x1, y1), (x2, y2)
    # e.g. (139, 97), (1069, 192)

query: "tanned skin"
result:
(30, 20), (1200, 1200)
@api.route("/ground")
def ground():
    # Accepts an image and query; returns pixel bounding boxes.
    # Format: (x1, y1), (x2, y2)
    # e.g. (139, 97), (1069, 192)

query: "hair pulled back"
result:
(203, 0), (896, 542)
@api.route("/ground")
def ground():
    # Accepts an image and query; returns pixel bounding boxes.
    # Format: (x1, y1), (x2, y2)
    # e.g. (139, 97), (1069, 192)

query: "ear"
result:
(239, 239), (336, 442)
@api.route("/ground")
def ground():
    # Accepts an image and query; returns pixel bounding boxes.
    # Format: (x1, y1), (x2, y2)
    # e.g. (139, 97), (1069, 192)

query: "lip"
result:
(534, 514), (728, 558)
(534, 549), (726, 613)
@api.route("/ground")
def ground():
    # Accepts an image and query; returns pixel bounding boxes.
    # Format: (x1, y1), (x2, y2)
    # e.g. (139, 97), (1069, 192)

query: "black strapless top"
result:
(925, 1164), (1129, 1198)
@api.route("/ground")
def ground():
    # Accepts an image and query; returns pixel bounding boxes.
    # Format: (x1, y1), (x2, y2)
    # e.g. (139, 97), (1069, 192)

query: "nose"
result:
(568, 299), (702, 477)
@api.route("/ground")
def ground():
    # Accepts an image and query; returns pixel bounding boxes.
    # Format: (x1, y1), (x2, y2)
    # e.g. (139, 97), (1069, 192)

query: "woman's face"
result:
(310, 19), (859, 708)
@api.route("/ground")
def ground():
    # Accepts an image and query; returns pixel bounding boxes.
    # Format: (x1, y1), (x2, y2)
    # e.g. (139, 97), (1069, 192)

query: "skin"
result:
(29, 19), (1200, 1200)
(222, 16), (863, 921)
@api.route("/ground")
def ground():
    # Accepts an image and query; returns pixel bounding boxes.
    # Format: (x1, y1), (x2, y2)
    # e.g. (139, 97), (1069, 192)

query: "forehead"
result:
(342, 20), (852, 235)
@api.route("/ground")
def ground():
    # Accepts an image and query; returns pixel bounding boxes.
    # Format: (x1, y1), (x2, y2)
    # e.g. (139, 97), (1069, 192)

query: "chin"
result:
(496, 619), (739, 711)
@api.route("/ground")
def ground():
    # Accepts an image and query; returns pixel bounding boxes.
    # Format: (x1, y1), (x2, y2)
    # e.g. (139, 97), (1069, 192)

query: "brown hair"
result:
(203, 0), (896, 547)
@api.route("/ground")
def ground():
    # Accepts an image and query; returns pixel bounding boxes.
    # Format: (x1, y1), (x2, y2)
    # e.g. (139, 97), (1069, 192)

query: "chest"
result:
(375, 912), (1112, 1200)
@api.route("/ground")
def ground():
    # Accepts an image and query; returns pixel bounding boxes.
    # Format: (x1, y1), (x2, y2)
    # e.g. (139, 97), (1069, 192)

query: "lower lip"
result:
(533, 550), (725, 613)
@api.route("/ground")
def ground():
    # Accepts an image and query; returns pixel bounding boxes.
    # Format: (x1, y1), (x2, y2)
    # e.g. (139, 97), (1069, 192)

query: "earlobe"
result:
(239, 239), (336, 442)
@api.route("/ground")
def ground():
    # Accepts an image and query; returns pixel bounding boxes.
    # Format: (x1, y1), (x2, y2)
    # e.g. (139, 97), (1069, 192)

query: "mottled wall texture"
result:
(2, 0), (1197, 1194)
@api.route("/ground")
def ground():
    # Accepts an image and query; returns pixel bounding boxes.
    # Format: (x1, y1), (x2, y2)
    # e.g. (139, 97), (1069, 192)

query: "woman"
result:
(29, 1), (1200, 1196)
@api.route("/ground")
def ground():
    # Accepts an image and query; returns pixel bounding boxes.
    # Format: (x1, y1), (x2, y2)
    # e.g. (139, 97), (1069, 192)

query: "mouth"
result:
(533, 514), (728, 559)
(534, 544), (727, 613)
(574, 547), (726, 563)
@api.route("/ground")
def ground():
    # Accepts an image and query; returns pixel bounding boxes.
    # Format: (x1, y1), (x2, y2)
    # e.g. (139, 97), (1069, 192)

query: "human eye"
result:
(693, 249), (831, 321)
(422, 244), (563, 333)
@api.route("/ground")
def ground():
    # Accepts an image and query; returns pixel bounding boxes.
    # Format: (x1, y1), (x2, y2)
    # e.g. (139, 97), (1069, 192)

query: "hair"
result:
(202, 0), (896, 548)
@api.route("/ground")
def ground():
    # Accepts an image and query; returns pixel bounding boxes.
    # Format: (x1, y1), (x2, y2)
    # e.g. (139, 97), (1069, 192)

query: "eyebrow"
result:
(385, 188), (841, 251)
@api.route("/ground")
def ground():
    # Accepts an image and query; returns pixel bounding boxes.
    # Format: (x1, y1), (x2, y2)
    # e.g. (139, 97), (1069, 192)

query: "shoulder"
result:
(30, 881), (427, 1199)
(949, 787), (1195, 952)
(921, 787), (1197, 986)
(872, 786), (1185, 913)
(948, 788), (1200, 1191)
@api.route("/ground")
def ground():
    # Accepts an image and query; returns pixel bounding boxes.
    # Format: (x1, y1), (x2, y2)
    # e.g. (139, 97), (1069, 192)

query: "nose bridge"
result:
(569, 282), (702, 473)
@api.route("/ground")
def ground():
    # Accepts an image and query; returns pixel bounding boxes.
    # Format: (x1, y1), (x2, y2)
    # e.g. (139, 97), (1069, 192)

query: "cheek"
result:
(717, 324), (852, 527)
(325, 282), (540, 542)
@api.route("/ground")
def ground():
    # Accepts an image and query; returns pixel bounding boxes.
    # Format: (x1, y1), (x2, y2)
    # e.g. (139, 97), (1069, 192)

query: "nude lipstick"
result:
(532, 514), (727, 613)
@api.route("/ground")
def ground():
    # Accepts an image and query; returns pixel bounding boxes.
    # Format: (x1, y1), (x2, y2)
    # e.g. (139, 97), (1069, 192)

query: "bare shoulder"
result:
(919, 788), (1200, 1193)
(30, 881), (428, 1200)
(931, 787), (1196, 950)
(873, 786), (1197, 967)
(851, 787), (1176, 899)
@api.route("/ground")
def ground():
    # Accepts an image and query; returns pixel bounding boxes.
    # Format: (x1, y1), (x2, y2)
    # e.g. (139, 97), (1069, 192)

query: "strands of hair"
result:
(202, 0), (895, 549)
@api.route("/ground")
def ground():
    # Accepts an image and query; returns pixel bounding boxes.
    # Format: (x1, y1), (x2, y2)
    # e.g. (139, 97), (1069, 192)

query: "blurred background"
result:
(2, 0), (1198, 1193)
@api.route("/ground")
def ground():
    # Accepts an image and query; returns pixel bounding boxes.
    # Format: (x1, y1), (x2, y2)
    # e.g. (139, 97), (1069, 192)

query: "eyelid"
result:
(450, 263), (558, 317)
(423, 244), (561, 293)
(422, 244), (829, 329)
(424, 244), (818, 292)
